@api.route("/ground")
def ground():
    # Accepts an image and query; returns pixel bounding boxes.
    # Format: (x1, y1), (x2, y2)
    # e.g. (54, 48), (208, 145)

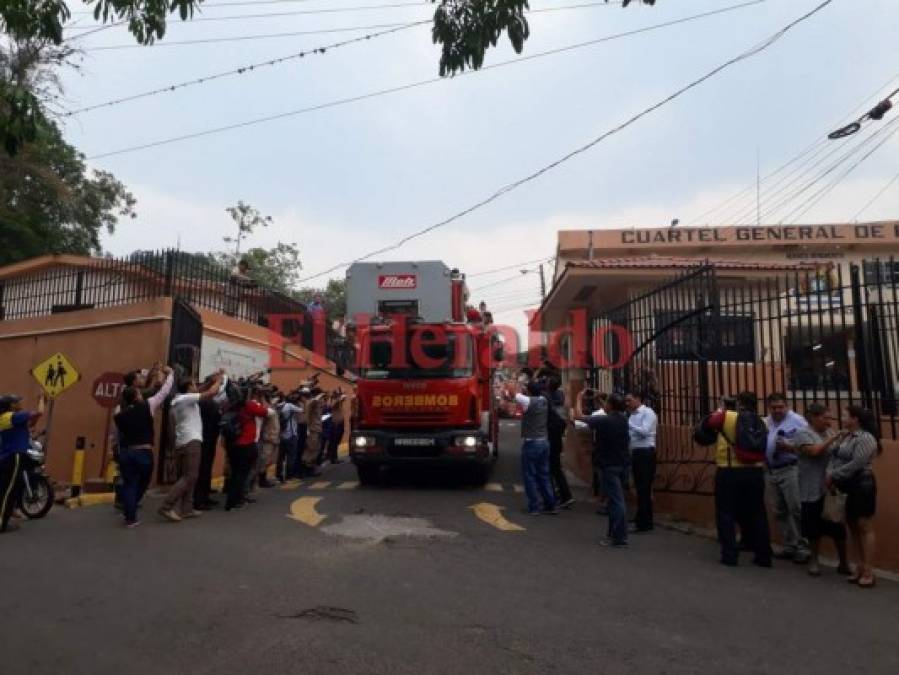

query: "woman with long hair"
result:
(826, 405), (881, 587)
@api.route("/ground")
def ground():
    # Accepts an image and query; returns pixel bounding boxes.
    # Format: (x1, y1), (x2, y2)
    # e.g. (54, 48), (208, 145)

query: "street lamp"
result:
(520, 265), (546, 301)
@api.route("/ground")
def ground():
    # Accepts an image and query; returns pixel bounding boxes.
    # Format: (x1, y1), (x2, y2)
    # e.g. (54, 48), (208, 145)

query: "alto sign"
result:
(378, 274), (417, 290)
(92, 372), (126, 409)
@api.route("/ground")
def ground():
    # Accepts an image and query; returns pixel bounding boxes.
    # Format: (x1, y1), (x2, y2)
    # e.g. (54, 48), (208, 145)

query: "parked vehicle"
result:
(18, 435), (53, 519)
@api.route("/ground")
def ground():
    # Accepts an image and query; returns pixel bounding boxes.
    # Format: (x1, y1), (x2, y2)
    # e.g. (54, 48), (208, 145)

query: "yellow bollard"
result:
(71, 449), (85, 498)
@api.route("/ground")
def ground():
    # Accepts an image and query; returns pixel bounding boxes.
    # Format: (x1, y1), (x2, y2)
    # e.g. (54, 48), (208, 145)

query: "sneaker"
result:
(158, 507), (182, 523)
(244, 497), (257, 504)
(225, 503), (245, 512)
(541, 508), (559, 515)
(793, 552), (811, 565)
(125, 520), (141, 529)
(774, 549), (795, 561)
(182, 510), (203, 519)
(559, 498), (575, 510)
(599, 537), (627, 548)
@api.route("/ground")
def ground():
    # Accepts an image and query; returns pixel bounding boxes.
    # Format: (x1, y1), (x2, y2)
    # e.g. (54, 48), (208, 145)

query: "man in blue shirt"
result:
(765, 393), (810, 563)
(0, 393), (44, 533)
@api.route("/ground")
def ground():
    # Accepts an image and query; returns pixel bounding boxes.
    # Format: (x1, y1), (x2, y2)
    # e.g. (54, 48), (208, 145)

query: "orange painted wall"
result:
(0, 298), (173, 482)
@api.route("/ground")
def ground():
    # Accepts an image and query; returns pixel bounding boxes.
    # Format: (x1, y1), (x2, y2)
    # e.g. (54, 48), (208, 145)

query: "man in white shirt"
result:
(626, 392), (658, 532)
(159, 370), (226, 522)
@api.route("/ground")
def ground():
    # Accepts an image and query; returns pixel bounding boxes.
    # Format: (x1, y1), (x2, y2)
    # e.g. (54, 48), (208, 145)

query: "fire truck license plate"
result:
(394, 438), (436, 447)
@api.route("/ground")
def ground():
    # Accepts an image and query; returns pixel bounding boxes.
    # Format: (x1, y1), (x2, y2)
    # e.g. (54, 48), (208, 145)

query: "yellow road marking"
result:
(280, 480), (303, 490)
(469, 502), (525, 532)
(287, 497), (325, 527)
(309, 481), (332, 490)
(484, 483), (503, 492)
(336, 481), (359, 490)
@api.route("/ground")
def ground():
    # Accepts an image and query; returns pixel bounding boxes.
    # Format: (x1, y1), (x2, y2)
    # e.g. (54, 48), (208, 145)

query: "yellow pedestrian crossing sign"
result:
(31, 352), (80, 399)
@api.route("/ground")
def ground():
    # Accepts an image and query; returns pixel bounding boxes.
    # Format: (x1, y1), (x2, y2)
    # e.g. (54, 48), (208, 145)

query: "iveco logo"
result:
(402, 381), (427, 390)
(378, 274), (417, 289)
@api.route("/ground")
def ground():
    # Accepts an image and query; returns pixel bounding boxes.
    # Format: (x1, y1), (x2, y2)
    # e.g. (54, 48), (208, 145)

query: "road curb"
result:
(65, 492), (116, 509)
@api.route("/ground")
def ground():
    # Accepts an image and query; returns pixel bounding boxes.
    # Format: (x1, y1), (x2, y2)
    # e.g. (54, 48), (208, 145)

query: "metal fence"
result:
(588, 257), (899, 494)
(0, 250), (313, 344)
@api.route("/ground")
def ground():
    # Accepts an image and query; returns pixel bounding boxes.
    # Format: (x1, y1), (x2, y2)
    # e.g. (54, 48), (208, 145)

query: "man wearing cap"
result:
(0, 394), (45, 533)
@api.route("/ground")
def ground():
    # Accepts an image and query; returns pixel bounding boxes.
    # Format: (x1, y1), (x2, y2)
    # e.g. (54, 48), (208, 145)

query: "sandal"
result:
(857, 575), (876, 588)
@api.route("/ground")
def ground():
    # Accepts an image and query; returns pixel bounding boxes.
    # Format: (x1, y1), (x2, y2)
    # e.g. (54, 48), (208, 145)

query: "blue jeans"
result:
(118, 447), (154, 524)
(278, 436), (299, 480)
(601, 464), (628, 543)
(520, 439), (555, 513)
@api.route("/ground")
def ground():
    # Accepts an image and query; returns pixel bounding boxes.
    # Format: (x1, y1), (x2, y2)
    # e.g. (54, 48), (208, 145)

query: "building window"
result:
(654, 311), (755, 362)
(785, 328), (850, 391)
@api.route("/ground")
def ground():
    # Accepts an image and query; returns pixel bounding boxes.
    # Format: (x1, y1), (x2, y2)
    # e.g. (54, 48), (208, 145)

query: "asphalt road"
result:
(2, 420), (897, 675)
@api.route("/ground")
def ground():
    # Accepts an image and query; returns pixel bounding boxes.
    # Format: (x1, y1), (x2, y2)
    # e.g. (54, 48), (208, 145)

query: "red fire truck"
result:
(345, 261), (500, 484)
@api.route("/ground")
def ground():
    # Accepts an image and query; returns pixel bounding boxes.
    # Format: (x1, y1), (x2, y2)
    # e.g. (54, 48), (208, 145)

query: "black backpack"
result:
(545, 393), (567, 433)
(219, 407), (243, 445)
(731, 409), (768, 464)
(692, 414), (718, 446)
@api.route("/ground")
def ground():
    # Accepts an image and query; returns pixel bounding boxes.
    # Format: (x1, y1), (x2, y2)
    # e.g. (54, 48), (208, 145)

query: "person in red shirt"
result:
(225, 394), (269, 511)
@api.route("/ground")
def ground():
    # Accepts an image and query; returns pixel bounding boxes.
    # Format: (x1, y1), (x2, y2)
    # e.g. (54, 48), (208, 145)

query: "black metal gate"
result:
(158, 297), (203, 483)
(589, 258), (898, 496)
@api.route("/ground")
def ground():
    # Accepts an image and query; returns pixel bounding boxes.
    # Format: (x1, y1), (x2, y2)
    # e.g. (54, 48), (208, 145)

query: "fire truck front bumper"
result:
(350, 429), (492, 465)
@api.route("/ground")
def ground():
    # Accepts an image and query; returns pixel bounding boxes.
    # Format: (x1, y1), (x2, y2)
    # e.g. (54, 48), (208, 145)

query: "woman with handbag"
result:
(792, 403), (849, 577)
(826, 405), (881, 588)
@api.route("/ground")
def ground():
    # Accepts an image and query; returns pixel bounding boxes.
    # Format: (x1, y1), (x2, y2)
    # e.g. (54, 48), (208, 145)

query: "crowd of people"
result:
(507, 368), (882, 586)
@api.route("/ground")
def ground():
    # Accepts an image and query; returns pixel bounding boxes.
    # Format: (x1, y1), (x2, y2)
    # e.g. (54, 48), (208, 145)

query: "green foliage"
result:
(431, 0), (657, 76)
(0, 113), (136, 267)
(219, 242), (302, 294)
(224, 200), (272, 256)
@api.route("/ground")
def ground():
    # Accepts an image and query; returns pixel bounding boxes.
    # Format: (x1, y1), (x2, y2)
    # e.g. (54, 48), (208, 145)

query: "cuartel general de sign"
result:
(620, 222), (899, 245)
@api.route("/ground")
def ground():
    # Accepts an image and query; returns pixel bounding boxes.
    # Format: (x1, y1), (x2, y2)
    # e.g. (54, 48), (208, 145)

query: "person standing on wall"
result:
(0, 394), (45, 533)
(703, 391), (772, 568)
(159, 370), (226, 523)
(572, 393), (630, 547)
(114, 367), (175, 528)
(512, 379), (557, 516)
(626, 391), (658, 533)
(545, 377), (573, 509)
(764, 393), (811, 563)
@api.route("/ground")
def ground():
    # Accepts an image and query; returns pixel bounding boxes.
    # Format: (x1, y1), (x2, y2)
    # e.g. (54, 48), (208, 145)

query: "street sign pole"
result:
(99, 408), (112, 479)
(43, 398), (56, 459)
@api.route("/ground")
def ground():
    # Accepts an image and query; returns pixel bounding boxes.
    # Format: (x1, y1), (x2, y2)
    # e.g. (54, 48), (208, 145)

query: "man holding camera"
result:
(0, 393), (45, 533)
(225, 384), (270, 511)
(159, 370), (226, 522)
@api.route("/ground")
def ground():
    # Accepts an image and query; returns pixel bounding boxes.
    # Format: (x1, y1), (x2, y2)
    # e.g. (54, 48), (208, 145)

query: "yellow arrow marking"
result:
(309, 481), (332, 490)
(336, 481), (359, 490)
(287, 497), (325, 527)
(280, 480), (303, 491)
(484, 483), (503, 492)
(469, 502), (525, 532)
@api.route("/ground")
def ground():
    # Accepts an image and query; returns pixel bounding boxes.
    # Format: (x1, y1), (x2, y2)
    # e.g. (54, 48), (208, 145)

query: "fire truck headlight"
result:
(354, 436), (372, 449)
(455, 435), (478, 450)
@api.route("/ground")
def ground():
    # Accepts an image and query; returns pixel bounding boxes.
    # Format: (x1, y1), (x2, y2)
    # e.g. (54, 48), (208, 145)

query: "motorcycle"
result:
(18, 436), (54, 519)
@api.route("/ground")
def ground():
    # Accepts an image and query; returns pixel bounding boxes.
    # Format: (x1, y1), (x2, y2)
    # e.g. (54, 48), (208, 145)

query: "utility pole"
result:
(756, 147), (761, 226)
(538, 263), (546, 301)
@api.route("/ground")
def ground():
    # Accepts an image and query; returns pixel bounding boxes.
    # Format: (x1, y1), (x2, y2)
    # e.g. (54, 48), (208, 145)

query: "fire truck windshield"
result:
(360, 330), (474, 379)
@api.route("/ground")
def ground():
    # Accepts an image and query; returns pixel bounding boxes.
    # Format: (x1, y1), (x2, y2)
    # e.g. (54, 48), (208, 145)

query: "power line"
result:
(65, 22), (425, 117)
(468, 256), (555, 278)
(688, 70), (899, 226)
(84, 22), (412, 49)
(76, 1), (622, 47)
(66, 0), (619, 29)
(87, 1), (764, 157)
(295, 0), (828, 283)
(851, 170), (899, 221)
(783, 119), (899, 224)
(470, 273), (531, 293)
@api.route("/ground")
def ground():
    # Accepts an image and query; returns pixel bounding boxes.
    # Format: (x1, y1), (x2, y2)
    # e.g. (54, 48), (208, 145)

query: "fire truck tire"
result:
(471, 464), (491, 486)
(356, 465), (382, 485)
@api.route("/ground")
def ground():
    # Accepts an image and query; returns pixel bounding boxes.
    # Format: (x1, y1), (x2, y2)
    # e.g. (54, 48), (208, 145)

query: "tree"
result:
(0, 40), (135, 266)
(1, 1), (659, 153)
(228, 243), (302, 294)
(224, 200), (272, 257)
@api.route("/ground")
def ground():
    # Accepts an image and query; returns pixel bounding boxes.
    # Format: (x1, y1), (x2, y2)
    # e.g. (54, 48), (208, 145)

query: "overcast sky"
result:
(57, 0), (899, 337)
